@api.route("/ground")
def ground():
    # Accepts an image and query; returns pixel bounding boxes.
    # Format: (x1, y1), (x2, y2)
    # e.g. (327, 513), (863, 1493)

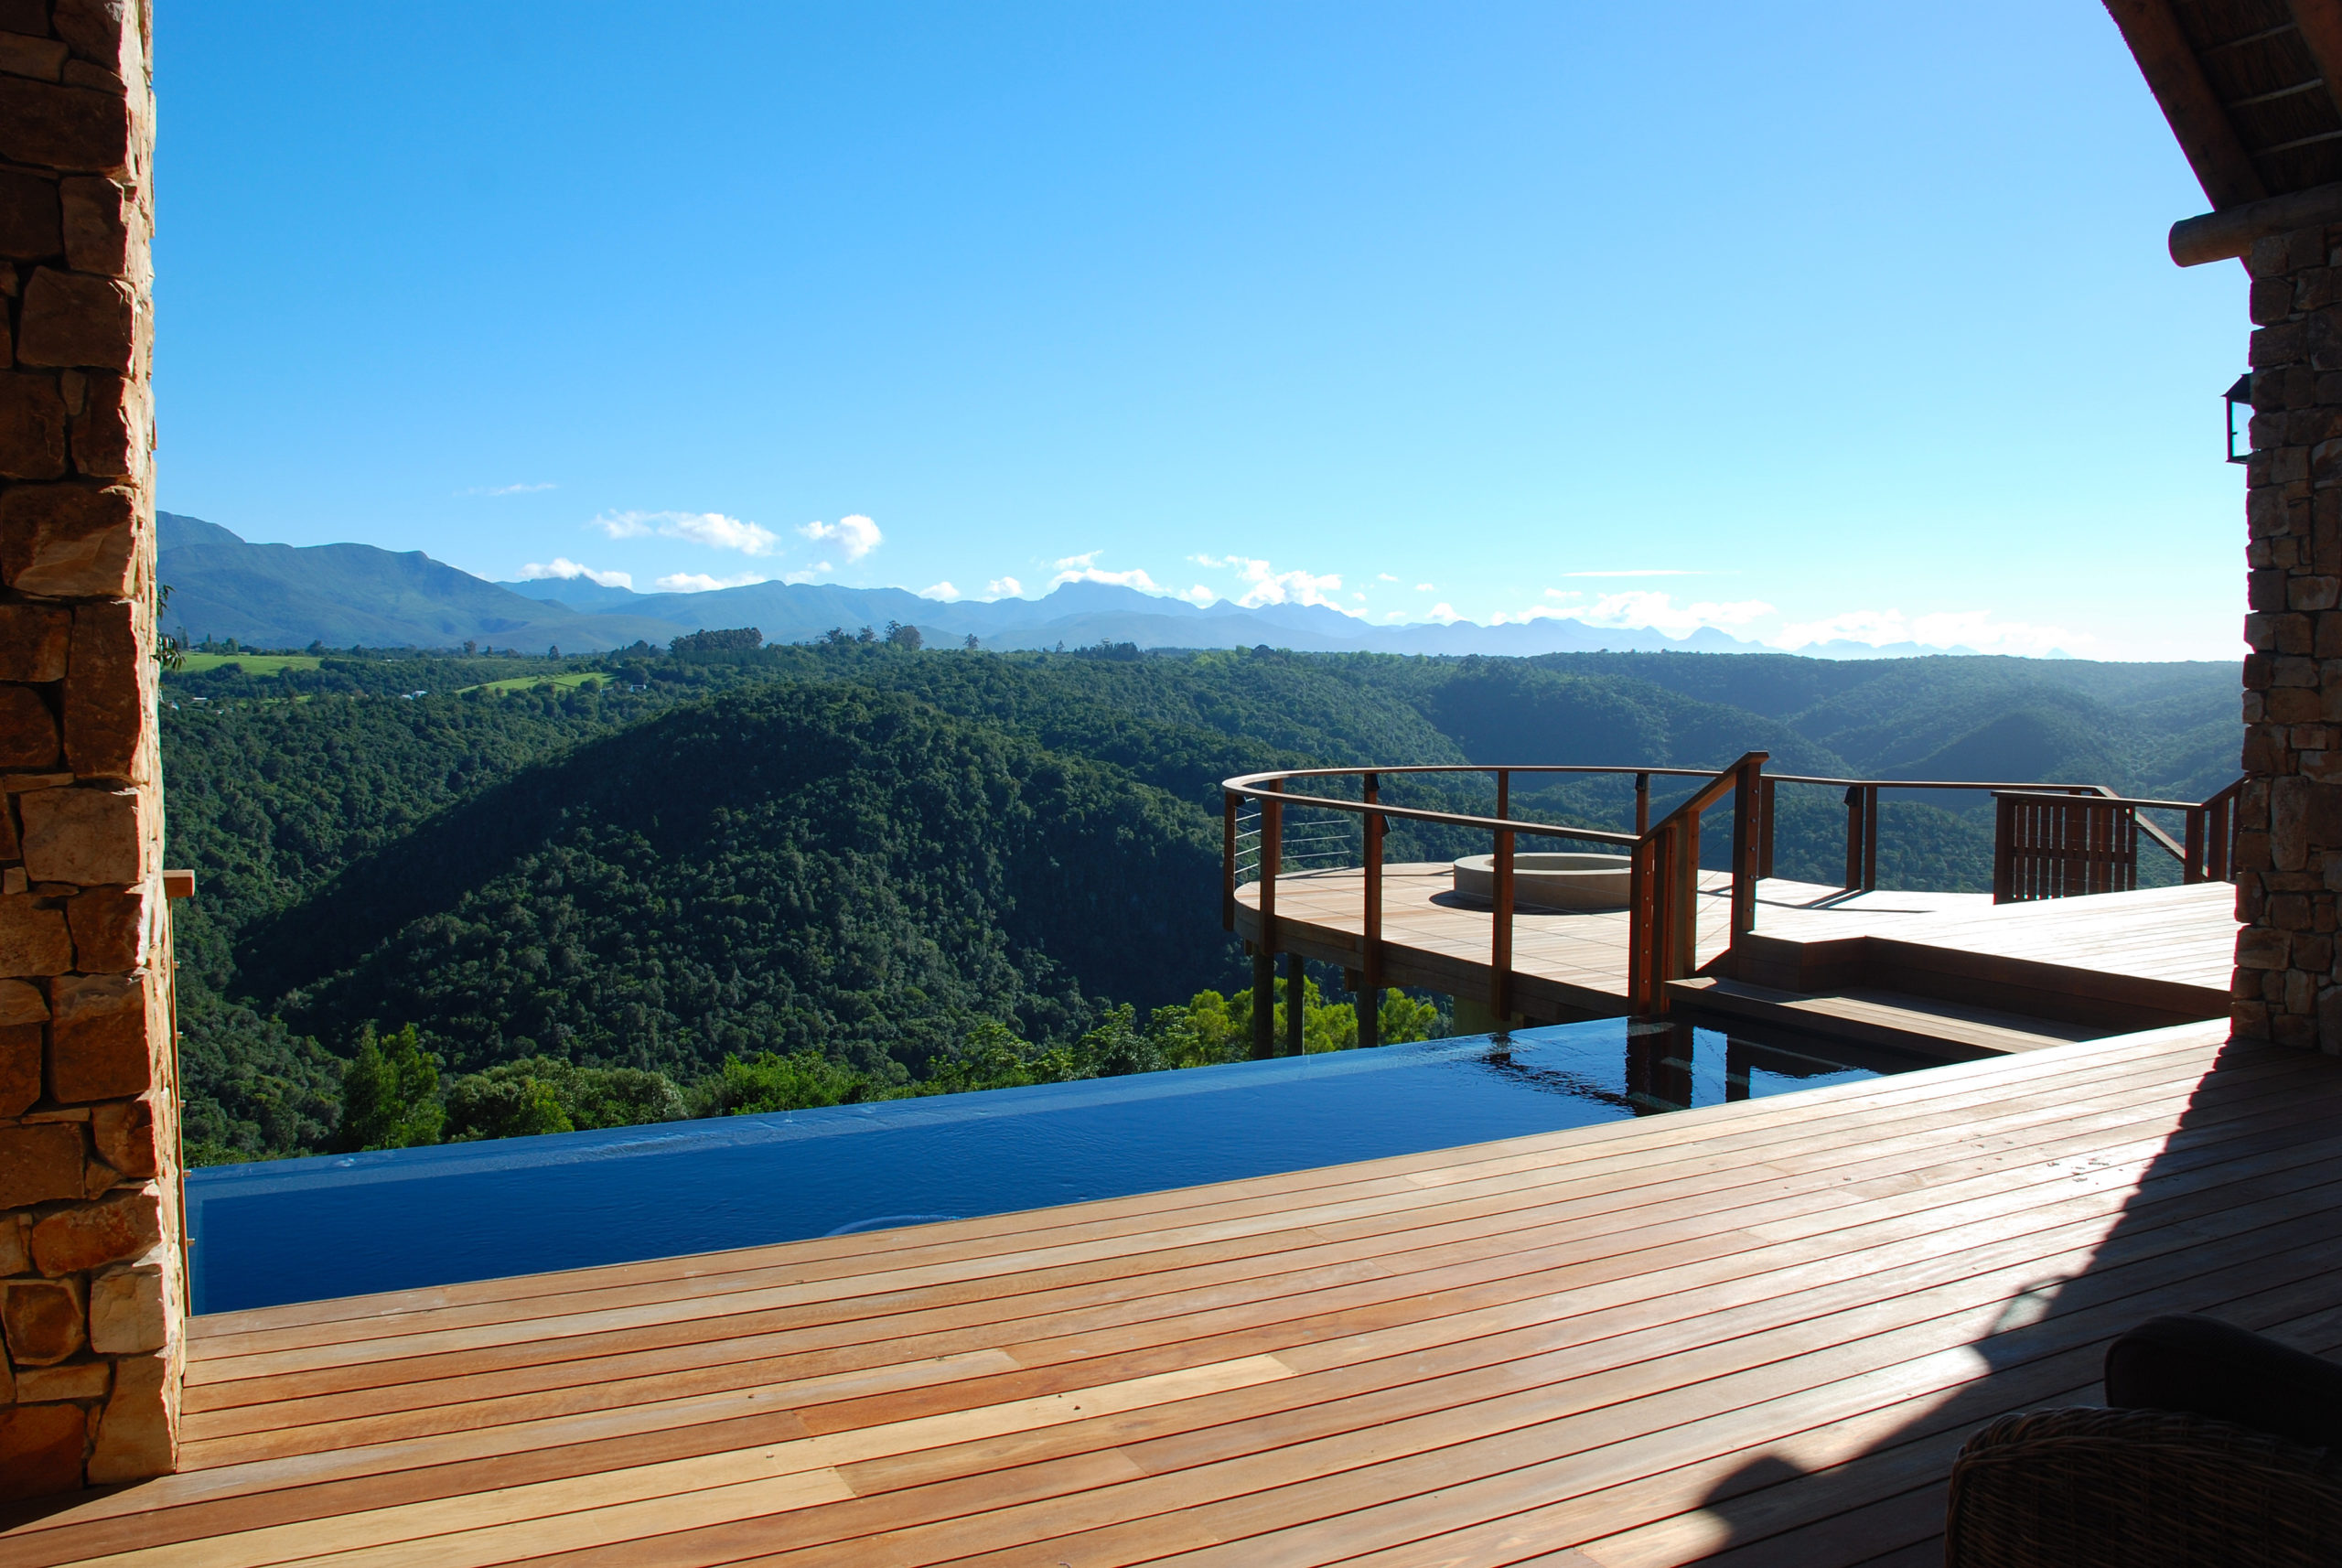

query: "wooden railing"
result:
(1221, 756), (1767, 1030)
(1990, 778), (2244, 902)
(1221, 761), (2246, 1034)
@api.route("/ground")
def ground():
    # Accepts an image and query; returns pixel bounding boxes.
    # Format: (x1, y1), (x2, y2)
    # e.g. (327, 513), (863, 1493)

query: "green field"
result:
(461, 671), (611, 695)
(177, 653), (324, 675)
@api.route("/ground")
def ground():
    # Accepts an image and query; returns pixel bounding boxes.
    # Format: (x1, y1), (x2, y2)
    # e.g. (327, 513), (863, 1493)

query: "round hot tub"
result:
(1453, 851), (1632, 911)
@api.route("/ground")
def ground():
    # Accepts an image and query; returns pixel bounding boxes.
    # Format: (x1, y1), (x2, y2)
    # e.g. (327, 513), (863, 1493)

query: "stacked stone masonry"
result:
(0, 0), (177, 1500)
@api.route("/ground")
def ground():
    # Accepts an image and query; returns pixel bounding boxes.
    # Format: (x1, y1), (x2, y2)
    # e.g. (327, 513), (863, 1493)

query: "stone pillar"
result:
(0, 0), (177, 1498)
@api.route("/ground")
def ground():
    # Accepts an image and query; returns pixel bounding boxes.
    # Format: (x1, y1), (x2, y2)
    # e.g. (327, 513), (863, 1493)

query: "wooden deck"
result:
(1235, 866), (2238, 1036)
(7, 1020), (2338, 1566)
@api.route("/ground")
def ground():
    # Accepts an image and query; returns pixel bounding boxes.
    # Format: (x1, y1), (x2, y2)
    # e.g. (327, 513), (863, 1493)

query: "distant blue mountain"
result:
(160, 511), (1962, 659)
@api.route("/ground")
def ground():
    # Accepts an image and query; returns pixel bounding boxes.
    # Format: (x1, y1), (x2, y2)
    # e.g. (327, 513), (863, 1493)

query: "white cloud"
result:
(1573, 590), (1776, 639)
(653, 571), (768, 593)
(1428, 602), (1460, 623)
(1377, 573), (1400, 583)
(1383, 610), (1406, 622)
(1560, 568), (1704, 578)
(1048, 552), (1160, 591)
(985, 576), (1024, 598)
(594, 510), (780, 555)
(518, 558), (632, 589)
(1770, 607), (2090, 656)
(920, 581), (962, 601)
(1352, 592), (1366, 602)
(1187, 585), (1217, 605)
(1211, 555), (1355, 614)
(800, 514), (882, 562)
(463, 481), (558, 497)
(1415, 582), (1434, 593)
(1053, 564), (1162, 591)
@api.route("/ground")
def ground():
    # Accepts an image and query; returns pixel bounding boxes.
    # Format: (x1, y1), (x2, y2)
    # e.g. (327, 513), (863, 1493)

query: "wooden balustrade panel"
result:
(1995, 796), (2140, 904)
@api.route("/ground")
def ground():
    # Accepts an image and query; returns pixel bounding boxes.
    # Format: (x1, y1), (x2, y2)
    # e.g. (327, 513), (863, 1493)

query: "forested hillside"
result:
(163, 642), (2238, 1162)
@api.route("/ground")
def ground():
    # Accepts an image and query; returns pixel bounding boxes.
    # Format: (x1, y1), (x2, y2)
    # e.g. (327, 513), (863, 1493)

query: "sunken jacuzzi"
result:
(1453, 850), (1633, 910)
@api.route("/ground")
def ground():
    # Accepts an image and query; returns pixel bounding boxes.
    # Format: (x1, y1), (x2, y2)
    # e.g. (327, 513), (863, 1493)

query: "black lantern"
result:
(2226, 372), (2254, 464)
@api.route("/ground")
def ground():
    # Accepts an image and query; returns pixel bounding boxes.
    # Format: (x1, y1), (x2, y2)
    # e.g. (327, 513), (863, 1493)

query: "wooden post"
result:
(1491, 823), (1514, 1030)
(1671, 815), (1698, 986)
(1221, 791), (1238, 930)
(1628, 835), (1651, 1014)
(2184, 805), (2205, 885)
(1360, 771), (1383, 1048)
(1635, 771), (1650, 835)
(1862, 785), (1879, 892)
(1259, 781), (1280, 958)
(1843, 786), (1864, 891)
(1284, 950), (1305, 1056)
(1993, 794), (2015, 904)
(1729, 757), (1759, 942)
(1251, 947), (1275, 1058)
(1757, 776), (1777, 880)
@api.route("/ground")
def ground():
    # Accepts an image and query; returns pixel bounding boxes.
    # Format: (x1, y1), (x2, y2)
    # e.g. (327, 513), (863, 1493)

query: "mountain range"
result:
(156, 512), (1982, 659)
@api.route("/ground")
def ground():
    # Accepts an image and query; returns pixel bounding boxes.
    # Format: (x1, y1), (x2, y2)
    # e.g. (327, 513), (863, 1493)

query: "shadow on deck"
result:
(5, 1021), (2333, 1565)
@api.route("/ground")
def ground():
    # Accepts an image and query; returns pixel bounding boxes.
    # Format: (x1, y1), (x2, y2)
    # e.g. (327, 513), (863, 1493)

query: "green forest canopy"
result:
(160, 640), (2238, 1163)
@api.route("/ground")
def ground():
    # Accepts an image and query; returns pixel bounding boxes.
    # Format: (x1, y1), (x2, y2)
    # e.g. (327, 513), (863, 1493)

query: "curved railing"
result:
(1219, 760), (2245, 1035)
(1222, 756), (1768, 1028)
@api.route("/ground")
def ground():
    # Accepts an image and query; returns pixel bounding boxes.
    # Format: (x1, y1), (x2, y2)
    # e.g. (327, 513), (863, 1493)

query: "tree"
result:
(854, 626), (877, 644)
(671, 628), (763, 654)
(331, 1023), (443, 1151)
(702, 1049), (871, 1113)
(443, 1056), (686, 1139)
(885, 620), (922, 650)
(963, 634), (981, 650)
(446, 1066), (573, 1140)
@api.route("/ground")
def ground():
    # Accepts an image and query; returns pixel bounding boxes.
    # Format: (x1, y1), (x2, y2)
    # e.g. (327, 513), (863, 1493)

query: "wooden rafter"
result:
(2289, 0), (2342, 122)
(2105, 0), (2272, 209)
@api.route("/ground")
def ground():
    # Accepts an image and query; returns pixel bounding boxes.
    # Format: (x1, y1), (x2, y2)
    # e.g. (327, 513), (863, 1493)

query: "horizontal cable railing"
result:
(1221, 759), (1768, 1032)
(1221, 761), (2246, 1041)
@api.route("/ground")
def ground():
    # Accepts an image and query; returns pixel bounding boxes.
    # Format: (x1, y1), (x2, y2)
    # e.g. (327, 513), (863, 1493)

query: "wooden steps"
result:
(1666, 977), (2102, 1060)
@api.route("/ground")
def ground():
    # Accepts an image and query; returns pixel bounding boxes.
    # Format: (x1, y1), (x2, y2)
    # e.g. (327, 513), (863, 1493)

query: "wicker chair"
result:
(1945, 1402), (2342, 1566)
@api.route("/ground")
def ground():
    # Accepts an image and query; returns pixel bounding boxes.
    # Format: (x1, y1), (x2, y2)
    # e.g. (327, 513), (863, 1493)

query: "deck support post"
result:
(1730, 757), (1761, 947)
(1251, 949), (1276, 1058)
(1360, 771), (1383, 1048)
(1284, 950), (1305, 1056)
(1490, 823), (1515, 1033)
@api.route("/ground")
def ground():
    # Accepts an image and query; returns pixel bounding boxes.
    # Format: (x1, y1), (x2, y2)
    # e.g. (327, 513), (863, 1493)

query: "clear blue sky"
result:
(156, 3), (2245, 660)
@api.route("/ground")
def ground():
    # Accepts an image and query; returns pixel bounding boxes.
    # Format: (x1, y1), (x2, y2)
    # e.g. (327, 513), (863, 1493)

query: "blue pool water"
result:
(186, 1018), (1926, 1313)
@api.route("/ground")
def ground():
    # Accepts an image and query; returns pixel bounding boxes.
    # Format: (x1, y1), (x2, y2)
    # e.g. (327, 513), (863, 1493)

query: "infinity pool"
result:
(186, 1018), (1928, 1313)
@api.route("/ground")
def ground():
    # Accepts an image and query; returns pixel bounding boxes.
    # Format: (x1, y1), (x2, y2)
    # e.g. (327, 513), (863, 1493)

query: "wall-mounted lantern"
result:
(2226, 372), (2254, 464)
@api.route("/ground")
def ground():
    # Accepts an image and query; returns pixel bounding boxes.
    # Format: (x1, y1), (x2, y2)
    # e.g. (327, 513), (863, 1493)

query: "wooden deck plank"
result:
(184, 1036), (2265, 1422)
(183, 1021), (2229, 1347)
(13, 1023), (2338, 1568)
(1235, 865), (2236, 1034)
(187, 1022), (2236, 1359)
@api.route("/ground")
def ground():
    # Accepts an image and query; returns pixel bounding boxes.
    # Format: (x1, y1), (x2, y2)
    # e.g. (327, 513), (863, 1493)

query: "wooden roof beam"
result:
(2104, 0), (2270, 210)
(2290, 0), (2342, 123)
(2171, 178), (2342, 263)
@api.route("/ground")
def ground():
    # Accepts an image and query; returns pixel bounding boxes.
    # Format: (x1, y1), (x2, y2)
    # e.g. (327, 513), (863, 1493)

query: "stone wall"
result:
(0, 0), (177, 1498)
(2238, 222), (2342, 1052)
